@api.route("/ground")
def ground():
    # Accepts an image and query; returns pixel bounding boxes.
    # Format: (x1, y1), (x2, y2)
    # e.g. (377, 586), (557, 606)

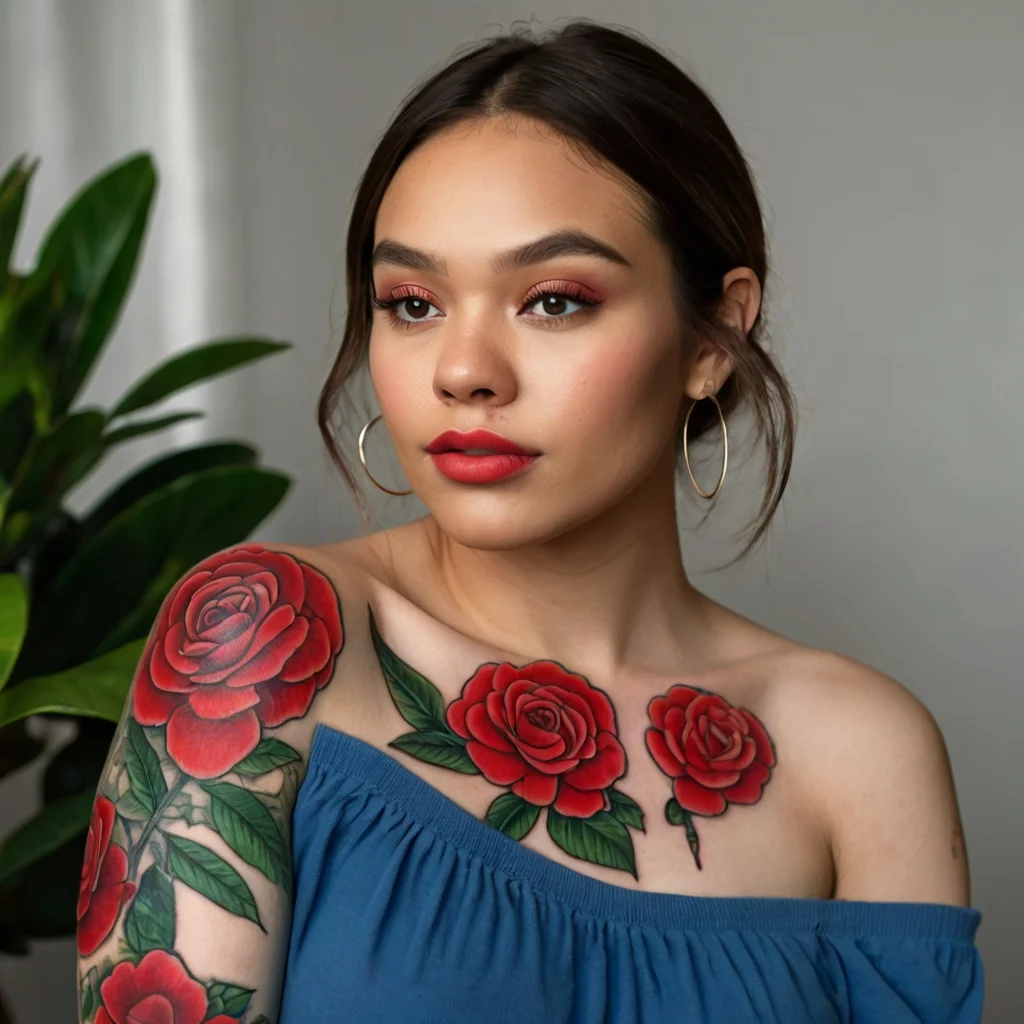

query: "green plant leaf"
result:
(122, 862), (175, 956)
(162, 830), (263, 929)
(230, 736), (301, 775)
(123, 719), (167, 817)
(607, 787), (645, 832)
(0, 573), (28, 692)
(0, 787), (94, 885)
(200, 780), (287, 886)
(388, 730), (479, 774)
(101, 410), (203, 447)
(0, 155), (38, 286)
(34, 152), (157, 414)
(205, 980), (255, 1018)
(485, 791), (540, 840)
(0, 637), (143, 729)
(112, 338), (290, 417)
(0, 409), (106, 563)
(369, 606), (446, 731)
(0, 392), (35, 490)
(0, 267), (59, 425)
(81, 442), (257, 539)
(16, 465), (289, 678)
(546, 807), (637, 879)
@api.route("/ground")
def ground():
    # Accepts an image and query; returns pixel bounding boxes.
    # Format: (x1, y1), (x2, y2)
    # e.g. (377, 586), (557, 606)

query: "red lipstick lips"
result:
(425, 428), (541, 483)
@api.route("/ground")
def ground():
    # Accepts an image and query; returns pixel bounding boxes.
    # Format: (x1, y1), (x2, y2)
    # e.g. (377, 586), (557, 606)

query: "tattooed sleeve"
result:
(76, 544), (343, 1024)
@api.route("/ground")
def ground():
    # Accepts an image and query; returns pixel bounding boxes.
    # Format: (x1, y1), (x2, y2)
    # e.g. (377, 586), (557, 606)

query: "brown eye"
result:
(396, 296), (435, 321)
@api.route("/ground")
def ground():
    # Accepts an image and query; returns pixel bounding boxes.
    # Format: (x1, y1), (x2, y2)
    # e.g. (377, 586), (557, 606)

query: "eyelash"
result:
(370, 282), (600, 331)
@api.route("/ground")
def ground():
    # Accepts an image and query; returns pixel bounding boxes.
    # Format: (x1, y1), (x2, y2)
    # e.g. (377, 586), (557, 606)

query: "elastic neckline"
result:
(308, 722), (981, 939)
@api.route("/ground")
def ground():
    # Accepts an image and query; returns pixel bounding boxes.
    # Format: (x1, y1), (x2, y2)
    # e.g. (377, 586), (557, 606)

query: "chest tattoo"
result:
(370, 606), (776, 877)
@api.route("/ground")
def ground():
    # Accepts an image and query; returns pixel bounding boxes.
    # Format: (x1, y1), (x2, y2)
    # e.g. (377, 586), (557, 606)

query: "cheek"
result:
(557, 337), (680, 456)
(369, 339), (427, 434)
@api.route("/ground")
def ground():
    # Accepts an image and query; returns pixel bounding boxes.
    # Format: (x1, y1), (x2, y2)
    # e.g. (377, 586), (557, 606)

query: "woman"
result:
(76, 18), (982, 1023)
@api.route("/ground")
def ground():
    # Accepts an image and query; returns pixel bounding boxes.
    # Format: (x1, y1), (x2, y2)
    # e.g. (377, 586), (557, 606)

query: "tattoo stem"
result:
(128, 773), (187, 876)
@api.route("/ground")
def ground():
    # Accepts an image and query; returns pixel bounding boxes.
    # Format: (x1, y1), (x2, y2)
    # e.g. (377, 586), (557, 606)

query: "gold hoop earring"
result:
(358, 414), (414, 496)
(682, 383), (728, 499)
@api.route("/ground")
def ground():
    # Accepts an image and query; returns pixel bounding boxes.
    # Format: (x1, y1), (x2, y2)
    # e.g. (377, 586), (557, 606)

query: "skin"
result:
(76, 113), (971, 1022)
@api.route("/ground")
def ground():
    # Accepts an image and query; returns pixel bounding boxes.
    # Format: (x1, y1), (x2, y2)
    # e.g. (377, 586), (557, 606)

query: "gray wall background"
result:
(0, 1), (1020, 1020)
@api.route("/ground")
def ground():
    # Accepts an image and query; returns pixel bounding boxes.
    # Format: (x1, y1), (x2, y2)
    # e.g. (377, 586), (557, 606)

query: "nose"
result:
(431, 326), (518, 407)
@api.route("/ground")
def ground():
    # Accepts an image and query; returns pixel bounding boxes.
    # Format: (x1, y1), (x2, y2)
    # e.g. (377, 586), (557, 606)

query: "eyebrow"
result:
(370, 229), (633, 276)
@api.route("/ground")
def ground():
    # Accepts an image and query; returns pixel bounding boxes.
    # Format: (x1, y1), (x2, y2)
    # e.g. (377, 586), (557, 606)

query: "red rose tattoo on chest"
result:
(645, 684), (776, 869)
(370, 608), (645, 878)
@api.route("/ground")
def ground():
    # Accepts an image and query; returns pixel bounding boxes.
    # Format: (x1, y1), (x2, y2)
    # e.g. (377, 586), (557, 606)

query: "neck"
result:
(414, 462), (714, 683)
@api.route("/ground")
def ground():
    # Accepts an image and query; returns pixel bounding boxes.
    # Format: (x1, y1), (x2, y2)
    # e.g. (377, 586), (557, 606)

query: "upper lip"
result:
(425, 429), (539, 456)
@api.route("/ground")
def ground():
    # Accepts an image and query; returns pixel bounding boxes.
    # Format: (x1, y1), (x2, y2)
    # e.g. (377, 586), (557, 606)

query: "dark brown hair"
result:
(318, 16), (796, 563)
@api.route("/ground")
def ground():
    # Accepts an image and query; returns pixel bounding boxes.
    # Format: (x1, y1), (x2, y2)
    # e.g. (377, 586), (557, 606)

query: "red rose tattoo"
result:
(645, 683), (776, 868)
(447, 660), (627, 817)
(95, 950), (235, 1024)
(370, 608), (645, 877)
(132, 545), (343, 778)
(77, 795), (136, 956)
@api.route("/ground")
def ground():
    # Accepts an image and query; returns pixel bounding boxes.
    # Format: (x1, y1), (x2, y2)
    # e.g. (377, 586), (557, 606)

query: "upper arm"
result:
(796, 653), (971, 906)
(76, 542), (345, 1024)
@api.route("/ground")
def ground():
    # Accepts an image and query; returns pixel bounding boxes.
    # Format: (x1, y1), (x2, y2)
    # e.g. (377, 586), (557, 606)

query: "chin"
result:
(423, 489), (611, 552)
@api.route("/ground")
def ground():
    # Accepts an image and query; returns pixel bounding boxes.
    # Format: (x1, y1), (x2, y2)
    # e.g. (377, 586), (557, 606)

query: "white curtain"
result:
(0, 2), (243, 1019)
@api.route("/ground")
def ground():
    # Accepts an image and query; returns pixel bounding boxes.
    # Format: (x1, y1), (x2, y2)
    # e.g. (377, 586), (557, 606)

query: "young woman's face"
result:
(369, 116), (701, 550)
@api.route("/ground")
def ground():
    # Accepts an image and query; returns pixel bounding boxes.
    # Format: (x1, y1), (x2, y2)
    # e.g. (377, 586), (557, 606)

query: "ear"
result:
(683, 267), (761, 400)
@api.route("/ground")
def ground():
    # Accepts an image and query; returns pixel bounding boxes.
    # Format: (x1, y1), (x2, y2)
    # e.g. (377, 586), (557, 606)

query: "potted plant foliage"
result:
(0, 151), (291, 1022)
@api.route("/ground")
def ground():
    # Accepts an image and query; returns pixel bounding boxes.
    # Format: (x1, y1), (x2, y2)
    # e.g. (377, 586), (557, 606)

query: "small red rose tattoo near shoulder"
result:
(132, 544), (344, 779)
(645, 684), (776, 870)
(369, 606), (646, 878)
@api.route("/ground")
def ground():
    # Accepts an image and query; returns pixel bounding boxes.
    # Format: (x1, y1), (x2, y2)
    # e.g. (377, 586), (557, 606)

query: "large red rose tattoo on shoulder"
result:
(132, 544), (344, 778)
(369, 608), (644, 878)
(645, 683), (776, 869)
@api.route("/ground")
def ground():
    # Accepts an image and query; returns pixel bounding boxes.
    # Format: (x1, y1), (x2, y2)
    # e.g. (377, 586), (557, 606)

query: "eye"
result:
(371, 290), (441, 328)
(522, 290), (594, 320)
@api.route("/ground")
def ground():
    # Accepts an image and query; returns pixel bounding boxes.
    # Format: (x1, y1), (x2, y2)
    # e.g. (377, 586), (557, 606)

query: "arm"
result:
(76, 543), (344, 1024)
(801, 652), (971, 905)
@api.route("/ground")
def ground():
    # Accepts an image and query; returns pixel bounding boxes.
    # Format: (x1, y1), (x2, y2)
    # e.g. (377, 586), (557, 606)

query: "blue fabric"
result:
(278, 723), (984, 1023)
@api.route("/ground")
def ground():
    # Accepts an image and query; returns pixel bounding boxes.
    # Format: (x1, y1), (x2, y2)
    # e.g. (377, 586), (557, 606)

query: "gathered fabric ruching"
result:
(278, 723), (983, 1024)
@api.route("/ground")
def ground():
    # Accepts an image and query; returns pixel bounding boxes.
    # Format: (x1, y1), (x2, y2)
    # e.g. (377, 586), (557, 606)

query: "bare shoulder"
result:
(759, 642), (971, 906)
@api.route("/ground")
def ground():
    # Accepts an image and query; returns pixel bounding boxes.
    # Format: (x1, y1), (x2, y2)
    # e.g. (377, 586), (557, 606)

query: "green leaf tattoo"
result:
(369, 605), (447, 731)
(547, 807), (638, 880)
(162, 830), (264, 931)
(123, 719), (167, 817)
(388, 730), (479, 774)
(122, 863), (176, 956)
(231, 736), (302, 774)
(608, 787), (645, 832)
(205, 979), (256, 1018)
(486, 792), (541, 841)
(200, 780), (290, 892)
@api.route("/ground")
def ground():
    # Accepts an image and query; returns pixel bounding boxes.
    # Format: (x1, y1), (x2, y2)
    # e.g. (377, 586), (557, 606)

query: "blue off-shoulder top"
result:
(277, 723), (984, 1023)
